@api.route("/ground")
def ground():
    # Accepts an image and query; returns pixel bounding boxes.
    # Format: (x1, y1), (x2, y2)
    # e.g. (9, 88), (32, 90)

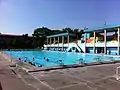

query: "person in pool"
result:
(44, 57), (46, 59)
(46, 58), (49, 62)
(38, 64), (42, 67)
(43, 57), (49, 62)
(24, 57), (27, 62)
(33, 57), (35, 61)
(18, 58), (21, 61)
(79, 58), (84, 64)
(32, 57), (35, 65)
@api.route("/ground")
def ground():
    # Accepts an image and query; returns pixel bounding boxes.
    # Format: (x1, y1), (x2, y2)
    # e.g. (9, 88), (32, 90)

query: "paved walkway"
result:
(0, 54), (36, 90)
(29, 64), (120, 90)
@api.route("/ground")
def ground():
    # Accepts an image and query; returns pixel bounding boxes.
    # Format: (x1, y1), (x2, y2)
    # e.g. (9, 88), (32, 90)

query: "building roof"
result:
(84, 24), (120, 33)
(47, 33), (75, 38)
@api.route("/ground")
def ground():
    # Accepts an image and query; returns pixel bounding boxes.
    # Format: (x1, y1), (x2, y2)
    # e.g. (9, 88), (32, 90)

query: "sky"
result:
(0, 0), (120, 35)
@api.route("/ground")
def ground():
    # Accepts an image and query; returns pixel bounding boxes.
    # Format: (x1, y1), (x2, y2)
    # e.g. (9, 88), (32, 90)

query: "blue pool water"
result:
(4, 50), (120, 67)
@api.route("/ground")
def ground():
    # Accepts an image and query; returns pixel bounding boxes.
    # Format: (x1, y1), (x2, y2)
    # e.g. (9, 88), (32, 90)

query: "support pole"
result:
(104, 30), (107, 54)
(50, 38), (51, 50)
(58, 37), (59, 51)
(84, 33), (87, 53)
(118, 28), (120, 55)
(47, 38), (48, 49)
(62, 36), (64, 51)
(93, 32), (96, 53)
(54, 37), (55, 50)
(67, 35), (69, 47)
(47, 38), (48, 45)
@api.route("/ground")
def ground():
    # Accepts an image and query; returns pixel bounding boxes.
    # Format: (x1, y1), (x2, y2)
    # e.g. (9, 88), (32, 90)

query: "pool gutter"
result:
(27, 60), (120, 73)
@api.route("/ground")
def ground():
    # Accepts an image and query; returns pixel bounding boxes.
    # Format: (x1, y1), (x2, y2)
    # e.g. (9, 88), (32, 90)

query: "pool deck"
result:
(0, 54), (36, 90)
(1, 52), (120, 90)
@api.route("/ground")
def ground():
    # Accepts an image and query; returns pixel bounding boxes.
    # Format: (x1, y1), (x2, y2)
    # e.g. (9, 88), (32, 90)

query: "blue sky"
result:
(0, 0), (120, 35)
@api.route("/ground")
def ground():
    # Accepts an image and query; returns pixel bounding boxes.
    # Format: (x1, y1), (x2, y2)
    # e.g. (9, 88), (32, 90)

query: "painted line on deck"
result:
(30, 74), (56, 90)
(17, 72), (40, 90)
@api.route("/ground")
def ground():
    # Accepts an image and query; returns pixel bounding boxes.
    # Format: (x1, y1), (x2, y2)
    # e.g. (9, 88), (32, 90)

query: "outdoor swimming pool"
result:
(4, 50), (120, 67)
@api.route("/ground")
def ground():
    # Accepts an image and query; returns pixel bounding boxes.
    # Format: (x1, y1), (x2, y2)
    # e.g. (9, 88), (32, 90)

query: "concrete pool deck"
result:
(0, 54), (36, 90)
(1, 52), (120, 90)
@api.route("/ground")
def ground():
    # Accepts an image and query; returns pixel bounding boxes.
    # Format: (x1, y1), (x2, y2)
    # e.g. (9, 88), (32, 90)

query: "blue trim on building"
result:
(47, 33), (75, 38)
(84, 24), (120, 33)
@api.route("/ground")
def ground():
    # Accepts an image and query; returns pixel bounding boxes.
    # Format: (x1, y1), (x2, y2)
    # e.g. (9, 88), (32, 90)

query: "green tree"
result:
(62, 28), (73, 33)
(32, 27), (51, 38)
(73, 29), (84, 40)
(32, 27), (52, 48)
(51, 30), (62, 35)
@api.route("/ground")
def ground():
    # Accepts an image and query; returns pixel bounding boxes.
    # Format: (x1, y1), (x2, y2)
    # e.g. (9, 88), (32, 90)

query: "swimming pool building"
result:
(44, 24), (120, 55)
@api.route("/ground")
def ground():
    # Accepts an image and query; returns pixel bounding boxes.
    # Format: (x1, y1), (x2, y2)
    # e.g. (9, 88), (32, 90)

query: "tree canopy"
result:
(32, 27), (85, 46)
(32, 27), (51, 37)
(0, 27), (85, 49)
(33, 27), (84, 38)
